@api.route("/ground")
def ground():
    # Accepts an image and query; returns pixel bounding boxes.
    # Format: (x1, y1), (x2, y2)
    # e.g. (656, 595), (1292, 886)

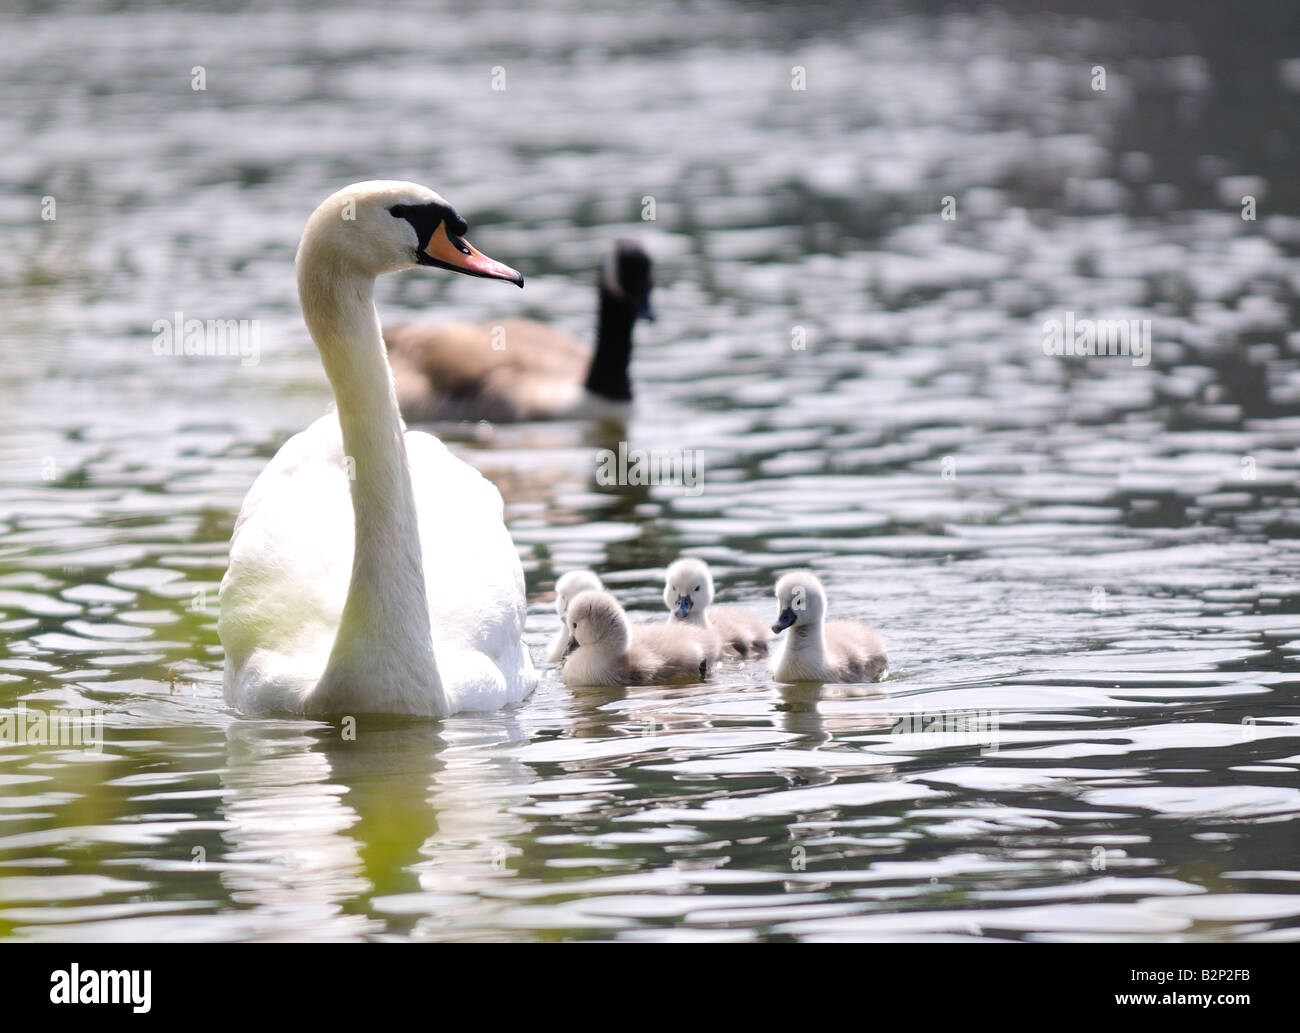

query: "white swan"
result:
(561, 589), (713, 687)
(663, 557), (770, 660)
(769, 571), (888, 684)
(545, 569), (604, 663)
(218, 181), (537, 718)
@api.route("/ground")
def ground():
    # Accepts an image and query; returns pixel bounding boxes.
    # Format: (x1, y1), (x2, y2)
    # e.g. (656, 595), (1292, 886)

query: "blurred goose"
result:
(769, 571), (887, 684)
(384, 239), (654, 422)
(561, 589), (713, 687)
(546, 569), (604, 662)
(663, 557), (769, 659)
(219, 181), (536, 718)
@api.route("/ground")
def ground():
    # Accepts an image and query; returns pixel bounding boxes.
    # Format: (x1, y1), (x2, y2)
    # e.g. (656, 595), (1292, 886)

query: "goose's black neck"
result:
(583, 290), (637, 402)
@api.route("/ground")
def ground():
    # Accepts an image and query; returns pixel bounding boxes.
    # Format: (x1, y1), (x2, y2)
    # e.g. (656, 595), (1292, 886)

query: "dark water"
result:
(0, 0), (1298, 941)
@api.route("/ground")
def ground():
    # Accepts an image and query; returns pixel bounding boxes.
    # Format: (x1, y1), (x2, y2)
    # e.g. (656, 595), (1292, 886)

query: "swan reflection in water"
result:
(218, 710), (538, 938)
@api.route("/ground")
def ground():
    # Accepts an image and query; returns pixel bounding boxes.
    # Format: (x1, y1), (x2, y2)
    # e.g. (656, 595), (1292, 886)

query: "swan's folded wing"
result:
(219, 414), (354, 709)
(404, 428), (537, 708)
(711, 604), (772, 658)
(630, 622), (710, 682)
(825, 621), (888, 682)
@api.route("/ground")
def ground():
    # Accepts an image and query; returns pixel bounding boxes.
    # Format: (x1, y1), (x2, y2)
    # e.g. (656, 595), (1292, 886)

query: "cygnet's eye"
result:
(694, 585), (701, 591)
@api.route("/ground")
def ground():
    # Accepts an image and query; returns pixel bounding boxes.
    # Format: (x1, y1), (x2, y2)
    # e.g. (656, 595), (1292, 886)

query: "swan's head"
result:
(600, 240), (655, 321)
(565, 589), (631, 653)
(554, 570), (604, 617)
(298, 180), (523, 284)
(772, 570), (827, 633)
(663, 557), (714, 620)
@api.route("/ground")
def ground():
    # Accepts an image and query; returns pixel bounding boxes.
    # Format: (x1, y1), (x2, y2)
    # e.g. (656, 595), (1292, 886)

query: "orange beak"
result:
(421, 222), (523, 286)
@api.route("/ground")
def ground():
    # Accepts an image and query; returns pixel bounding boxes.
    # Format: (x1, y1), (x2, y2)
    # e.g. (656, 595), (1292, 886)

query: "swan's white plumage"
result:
(220, 411), (535, 717)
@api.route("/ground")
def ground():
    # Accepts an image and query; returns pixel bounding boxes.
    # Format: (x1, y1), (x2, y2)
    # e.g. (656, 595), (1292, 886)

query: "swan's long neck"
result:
(784, 617), (826, 661)
(298, 250), (446, 714)
(583, 289), (636, 402)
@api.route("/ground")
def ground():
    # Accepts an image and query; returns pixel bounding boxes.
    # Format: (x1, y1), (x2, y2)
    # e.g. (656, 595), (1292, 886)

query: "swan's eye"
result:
(445, 231), (473, 257)
(694, 585), (701, 591)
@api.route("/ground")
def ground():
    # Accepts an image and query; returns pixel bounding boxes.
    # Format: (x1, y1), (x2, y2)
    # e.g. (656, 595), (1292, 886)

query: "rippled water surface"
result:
(1, 0), (1299, 941)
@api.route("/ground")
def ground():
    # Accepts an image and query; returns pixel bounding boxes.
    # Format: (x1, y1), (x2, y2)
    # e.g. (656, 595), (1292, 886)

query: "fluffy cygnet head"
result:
(297, 180), (524, 284)
(565, 589), (632, 653)
(554, 570), (604, 617)
(772, 570), (828, 633)
(600, 240), (656, 322)
(663, 557), (715, 620)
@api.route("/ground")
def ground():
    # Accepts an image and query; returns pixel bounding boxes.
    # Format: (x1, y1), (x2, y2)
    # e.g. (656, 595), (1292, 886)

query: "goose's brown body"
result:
(387, 318), (607, 423)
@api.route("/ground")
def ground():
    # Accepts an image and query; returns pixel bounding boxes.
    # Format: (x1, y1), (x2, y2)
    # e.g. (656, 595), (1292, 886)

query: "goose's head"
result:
(565, 589), (631, 654)
(600, 240), (655, 321)
(663, 557), (714, 620)
(772, 571), (827, 633)
(298, 180), (523, 284)
(554, 569), (604, 617)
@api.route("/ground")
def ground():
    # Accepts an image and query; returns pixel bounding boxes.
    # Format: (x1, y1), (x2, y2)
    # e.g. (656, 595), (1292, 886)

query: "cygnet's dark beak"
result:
(673, 595), (693, 619)
(563, 636), (578, 658)
(772, 607), (797, 634)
